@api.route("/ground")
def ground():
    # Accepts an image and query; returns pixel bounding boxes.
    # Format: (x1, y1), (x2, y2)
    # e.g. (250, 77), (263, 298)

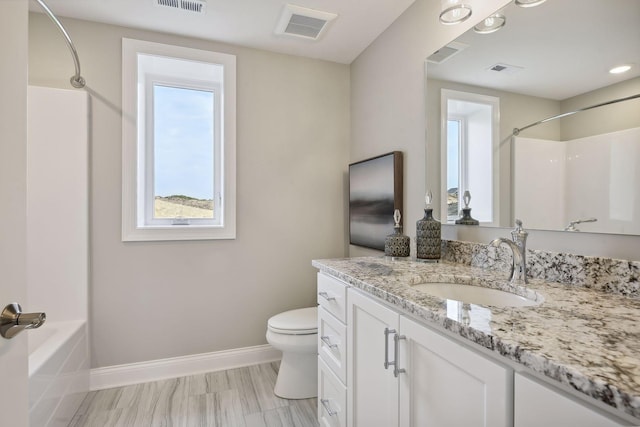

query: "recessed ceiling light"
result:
(515, 0), (547, 7)
(439, 0), (472, 25)
(609, 65), (632, 74)
(473, 13), (506, 34)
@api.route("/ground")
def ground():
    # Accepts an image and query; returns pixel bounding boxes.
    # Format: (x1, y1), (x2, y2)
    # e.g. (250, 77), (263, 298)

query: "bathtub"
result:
(28, 320), (89, 427)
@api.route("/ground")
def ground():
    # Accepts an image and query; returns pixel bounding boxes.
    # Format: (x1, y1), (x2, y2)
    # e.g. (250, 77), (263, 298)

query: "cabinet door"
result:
(347, 289), (400, 427)
(514, 373), (632, 427)
(398, 316), (512, 427)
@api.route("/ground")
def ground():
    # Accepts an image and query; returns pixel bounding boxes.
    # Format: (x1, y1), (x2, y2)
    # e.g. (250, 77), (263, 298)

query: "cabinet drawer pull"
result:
(321, 398), (338, 416)
(393, 333), (406, 378)
(321, 335), (339, 349)
(318, 291), (336, 301)
(384, 327), (396, 369)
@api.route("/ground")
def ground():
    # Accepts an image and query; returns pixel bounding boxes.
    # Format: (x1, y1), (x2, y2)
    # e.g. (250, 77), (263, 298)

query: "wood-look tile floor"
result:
(69, 362), (320, 427)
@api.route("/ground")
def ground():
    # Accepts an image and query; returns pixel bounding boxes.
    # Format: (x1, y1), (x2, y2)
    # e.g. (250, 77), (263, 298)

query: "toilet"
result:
(266, 306), (318, 399)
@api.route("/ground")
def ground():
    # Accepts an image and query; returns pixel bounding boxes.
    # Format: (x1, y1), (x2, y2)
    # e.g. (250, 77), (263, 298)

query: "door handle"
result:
(0, 303), (46, 339)
(393, 333), (406, 377)
(384, 327), (396, 369)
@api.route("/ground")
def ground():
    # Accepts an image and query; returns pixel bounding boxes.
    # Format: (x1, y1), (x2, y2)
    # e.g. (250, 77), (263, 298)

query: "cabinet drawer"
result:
(318, 358), (347, 427)
(317, 273), (348, 323)
(318, 307), (347, 384)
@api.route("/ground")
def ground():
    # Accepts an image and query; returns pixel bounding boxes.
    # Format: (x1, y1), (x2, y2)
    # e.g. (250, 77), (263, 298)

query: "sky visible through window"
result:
(153, 84), (214, 201)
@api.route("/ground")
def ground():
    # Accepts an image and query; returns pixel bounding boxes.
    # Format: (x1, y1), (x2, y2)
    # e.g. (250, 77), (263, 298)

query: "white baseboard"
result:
(90, 344), (281, 391)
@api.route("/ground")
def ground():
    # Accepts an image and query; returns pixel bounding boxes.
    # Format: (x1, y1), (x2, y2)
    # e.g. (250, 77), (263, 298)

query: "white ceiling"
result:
(31, 0), (416, 64)
(427, 0), (640, 100)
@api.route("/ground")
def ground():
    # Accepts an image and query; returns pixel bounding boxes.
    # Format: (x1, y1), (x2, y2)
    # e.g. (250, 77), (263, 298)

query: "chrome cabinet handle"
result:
(320, 335), (339, 349)
(393, 333), (406, 378)
(0, 303), (46, 339)
(321, 398), (338, 416)
(383, 327), (396, 369)
(318, 291), (336, 301)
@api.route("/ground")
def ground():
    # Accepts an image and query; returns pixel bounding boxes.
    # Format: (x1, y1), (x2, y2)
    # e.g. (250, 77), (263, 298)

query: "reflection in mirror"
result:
(426, 0), (640, 235)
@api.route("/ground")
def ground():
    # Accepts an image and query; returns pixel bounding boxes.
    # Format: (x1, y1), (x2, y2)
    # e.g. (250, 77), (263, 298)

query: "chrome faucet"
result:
(564, 217), (597, 232)
(490, 219), (528, 285)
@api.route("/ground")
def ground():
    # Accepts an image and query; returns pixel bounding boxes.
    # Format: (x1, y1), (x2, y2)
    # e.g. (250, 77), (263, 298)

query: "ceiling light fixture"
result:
(473, 13), (506, 34)
(439, 0), (472, 25)
(609, 65), (632, 74)
(515, 0), (547, 8)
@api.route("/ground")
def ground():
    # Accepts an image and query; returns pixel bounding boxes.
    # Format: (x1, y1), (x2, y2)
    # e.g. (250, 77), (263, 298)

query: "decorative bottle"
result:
(384, 209), (410, 258)
(416, 191), (441, 260)
(455, 190), (479, 225)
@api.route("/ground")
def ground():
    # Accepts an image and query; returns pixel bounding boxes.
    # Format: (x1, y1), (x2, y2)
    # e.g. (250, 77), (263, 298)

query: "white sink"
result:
(411, 282), (542, 308)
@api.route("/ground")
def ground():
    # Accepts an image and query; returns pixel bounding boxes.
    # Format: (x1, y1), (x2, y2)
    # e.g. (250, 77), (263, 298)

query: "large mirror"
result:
(426, 0), (640, 235)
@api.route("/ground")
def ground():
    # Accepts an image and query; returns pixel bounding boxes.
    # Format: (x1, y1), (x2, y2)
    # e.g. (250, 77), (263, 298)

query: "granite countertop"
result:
(312, 256), (640, 420)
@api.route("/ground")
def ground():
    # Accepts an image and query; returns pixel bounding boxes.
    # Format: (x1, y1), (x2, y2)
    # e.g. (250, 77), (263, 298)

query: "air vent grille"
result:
(275, 4), (337, 40)
(487, 63), (524, 74)
(426, 41), (468, 64)
(155, 0), (206, 14)
(285, 14), (327, 38)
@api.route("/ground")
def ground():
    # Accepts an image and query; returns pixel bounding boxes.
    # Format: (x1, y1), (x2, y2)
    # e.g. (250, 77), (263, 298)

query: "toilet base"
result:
(274, 352), (318, 399)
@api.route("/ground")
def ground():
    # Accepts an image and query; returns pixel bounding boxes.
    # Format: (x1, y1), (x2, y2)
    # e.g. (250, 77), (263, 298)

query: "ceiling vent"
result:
(155, 0), (206, 14)
(487, 63), (524, 75)
(275, 4), (337, 40)
(426, 41), (469, 64)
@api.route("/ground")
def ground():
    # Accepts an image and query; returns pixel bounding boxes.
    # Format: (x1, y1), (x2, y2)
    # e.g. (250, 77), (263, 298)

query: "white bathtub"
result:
(28, 320), (89, 427)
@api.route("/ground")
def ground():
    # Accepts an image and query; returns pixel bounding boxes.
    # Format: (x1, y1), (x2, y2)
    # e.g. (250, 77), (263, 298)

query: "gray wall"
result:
(350, 0), (640, 261)
(29, 14), (350, 368)
(561, 77), (640, 140)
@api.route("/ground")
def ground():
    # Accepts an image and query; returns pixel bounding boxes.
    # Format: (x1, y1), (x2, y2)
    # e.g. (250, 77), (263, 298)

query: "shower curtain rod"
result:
(512, 92), (640, 136)
(35, 0), (85, 88)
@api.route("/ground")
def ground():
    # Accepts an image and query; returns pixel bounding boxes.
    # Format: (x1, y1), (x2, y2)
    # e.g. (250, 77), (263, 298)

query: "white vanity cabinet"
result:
(398, 315), (512, 427)
(317, 270), (639, 427)
(347, 288), (511, 427)
(514, 373), (632, 427)
(318, 273), (349, 426)
(347, 288), (400, 427)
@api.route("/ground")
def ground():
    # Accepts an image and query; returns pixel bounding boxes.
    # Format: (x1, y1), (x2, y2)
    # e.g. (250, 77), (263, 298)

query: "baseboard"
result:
(90, 344), (281, 391)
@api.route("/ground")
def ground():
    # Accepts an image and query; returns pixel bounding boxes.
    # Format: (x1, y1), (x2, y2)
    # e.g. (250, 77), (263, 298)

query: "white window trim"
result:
(122, 38), (236, 241)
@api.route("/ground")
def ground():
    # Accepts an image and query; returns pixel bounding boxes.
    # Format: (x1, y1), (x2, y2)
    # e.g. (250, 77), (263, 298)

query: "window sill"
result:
(122, 224), (236, 242)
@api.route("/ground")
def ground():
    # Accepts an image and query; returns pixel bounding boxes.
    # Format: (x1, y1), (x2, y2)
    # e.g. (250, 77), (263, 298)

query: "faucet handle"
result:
(511, 219), (528, 243)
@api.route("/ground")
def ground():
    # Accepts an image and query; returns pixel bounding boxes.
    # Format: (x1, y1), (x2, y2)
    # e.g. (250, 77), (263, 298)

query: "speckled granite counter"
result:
(312, 256), (640, 420)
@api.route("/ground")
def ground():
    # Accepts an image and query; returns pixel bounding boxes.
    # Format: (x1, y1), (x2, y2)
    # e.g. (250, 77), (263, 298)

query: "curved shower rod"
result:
(512, 93), (640, 136)
(34, 0), (85, 88)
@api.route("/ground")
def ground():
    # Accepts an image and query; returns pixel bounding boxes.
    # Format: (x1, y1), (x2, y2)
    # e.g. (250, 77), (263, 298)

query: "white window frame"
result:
(122, 38), (236, 241)
(440, 89), (500, 226)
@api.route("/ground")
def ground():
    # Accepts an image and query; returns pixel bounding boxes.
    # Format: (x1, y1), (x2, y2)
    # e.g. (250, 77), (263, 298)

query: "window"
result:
(122, 39), (236, 241)
(440, 89), (499, 225)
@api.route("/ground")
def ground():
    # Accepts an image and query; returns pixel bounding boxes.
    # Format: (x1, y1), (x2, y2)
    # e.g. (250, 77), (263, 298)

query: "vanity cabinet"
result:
(398, 315), (511, 427)
(347, 288), (400, 427)
(514, 373), (631, 427)
(317, 273), (349, 426)
(347, 288), (511, 427)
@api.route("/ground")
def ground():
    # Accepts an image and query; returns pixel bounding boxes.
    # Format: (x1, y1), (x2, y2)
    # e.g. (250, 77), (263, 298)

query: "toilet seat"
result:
(267, 306), (318, 335)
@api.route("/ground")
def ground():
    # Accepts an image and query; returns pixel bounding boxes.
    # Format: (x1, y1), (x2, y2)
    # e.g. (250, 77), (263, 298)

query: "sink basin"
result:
(411, 283), (542, 308)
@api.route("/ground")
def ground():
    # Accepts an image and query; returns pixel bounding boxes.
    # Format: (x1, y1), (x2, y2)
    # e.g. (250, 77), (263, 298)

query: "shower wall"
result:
(514, 127), (640, 235)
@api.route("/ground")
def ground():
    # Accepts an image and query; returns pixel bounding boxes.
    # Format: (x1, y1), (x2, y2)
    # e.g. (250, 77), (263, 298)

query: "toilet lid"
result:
(268, 306), (318, 335)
